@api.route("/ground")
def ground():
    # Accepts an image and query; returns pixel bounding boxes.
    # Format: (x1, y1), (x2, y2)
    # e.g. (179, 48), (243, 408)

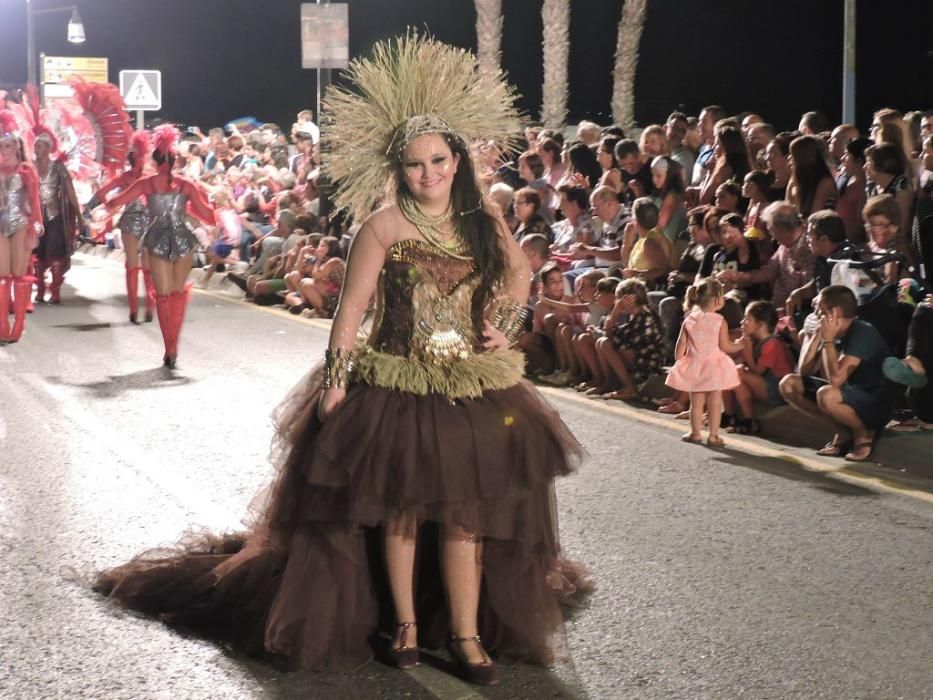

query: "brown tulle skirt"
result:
(95, 369), (588, 671)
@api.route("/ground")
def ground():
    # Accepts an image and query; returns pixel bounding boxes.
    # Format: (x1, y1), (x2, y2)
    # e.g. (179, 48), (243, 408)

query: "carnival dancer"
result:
(32, 120), (81, 305)
(0, 111), (43, 343)
(95, 36), (588, 686)
(86, 131), (155, 323)
(105, 125), (214, 367)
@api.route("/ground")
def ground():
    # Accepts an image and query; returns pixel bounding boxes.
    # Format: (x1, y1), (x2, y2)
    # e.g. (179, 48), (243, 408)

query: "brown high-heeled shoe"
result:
(388, 622), (419, 670)
(448, 635), (499, 686)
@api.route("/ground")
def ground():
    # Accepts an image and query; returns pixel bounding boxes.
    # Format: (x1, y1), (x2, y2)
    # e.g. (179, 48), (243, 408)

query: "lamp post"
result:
(842, 0), (856, 124)
(26, 0), (86, 87)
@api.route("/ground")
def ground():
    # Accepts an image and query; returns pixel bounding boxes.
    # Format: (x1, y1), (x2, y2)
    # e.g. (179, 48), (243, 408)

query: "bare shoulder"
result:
(358, 204), (406, 249)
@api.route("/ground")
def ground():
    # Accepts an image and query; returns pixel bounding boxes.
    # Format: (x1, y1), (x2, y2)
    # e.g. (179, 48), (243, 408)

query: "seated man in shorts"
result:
(779, 285), (894, 462)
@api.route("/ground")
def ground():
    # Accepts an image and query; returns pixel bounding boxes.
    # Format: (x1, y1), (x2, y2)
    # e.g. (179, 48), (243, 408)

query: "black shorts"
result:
(803, 375), (896, 431)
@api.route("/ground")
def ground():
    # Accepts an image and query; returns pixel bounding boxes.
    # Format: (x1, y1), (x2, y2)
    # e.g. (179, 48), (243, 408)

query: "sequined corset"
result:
(371, 239), (481, 361)
(0, 171), (28, 237)
(147, 191), (190, 233)
(39, 165), (62, 220)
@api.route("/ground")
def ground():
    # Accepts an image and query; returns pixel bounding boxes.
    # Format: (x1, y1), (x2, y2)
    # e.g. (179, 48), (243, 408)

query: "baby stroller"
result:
(828, 249), (931, 357)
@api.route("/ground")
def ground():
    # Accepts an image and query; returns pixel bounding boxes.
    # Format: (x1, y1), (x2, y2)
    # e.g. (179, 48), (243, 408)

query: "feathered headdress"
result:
(131, 130), (151, 160)
(69, 78), (133, 173)
(322, 33), (525, 222)
(25, 84), (60, 154)
(152, 124), (178, 157)
(0, 110), (20, 140)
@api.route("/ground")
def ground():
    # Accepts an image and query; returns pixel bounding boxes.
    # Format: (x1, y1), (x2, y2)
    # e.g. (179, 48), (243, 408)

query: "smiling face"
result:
(400, 133), (460, 206)
(0, 138), (19, 167)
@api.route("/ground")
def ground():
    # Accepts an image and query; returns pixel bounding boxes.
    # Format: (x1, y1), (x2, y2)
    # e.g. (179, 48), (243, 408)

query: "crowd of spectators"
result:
(86, 102), (933, 462)
(500, 106), (933, 463)
(87, 110), (347, 319)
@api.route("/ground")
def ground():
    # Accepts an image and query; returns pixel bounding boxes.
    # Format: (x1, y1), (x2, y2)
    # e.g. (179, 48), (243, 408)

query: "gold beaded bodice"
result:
(370, 238), (481, 361)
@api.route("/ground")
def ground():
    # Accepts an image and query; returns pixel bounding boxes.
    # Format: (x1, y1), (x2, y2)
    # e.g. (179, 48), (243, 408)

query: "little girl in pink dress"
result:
(666, 278), (746, 446)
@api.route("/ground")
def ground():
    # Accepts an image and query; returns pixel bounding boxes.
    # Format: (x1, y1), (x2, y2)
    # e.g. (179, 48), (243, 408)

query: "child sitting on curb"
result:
(724, 300), (795, 433)
(535, 269), (610, 387)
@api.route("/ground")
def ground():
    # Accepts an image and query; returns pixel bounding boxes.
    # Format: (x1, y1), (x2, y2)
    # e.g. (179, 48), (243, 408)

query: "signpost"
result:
(41, 55), (108, 101)
(119, 70), (162, 130)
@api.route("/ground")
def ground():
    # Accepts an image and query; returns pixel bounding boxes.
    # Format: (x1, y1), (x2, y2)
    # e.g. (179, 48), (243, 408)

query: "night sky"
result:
(1, 1), (930, 134)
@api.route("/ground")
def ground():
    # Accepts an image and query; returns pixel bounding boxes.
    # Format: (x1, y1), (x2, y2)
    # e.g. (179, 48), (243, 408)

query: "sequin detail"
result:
(39, 164), (63, 220)
(141, 192), (198, 261)
(0, 171), (28, 238)
(119, 197), (150, 239)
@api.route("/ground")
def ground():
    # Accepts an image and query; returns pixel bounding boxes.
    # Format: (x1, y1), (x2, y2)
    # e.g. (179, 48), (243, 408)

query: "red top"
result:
(757, 336), (793, 379)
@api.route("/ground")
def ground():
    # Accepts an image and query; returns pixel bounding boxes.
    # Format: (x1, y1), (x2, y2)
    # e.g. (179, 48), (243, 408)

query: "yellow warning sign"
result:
(42, 56), (109, 84)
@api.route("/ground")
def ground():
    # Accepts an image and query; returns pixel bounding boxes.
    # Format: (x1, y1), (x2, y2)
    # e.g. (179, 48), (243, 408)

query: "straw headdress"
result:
(322, 33), (524, 223)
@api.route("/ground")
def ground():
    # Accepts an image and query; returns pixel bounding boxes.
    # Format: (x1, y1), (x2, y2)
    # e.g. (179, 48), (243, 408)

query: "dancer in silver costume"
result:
(106, 125), (214, 367)
(87, 132), (155, 323)
(0, 111), (43, 344)
(33, 134), (80, 305)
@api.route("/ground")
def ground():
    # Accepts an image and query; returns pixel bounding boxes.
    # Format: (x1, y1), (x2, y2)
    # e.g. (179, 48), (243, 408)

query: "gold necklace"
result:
(399, 195), (472, 259)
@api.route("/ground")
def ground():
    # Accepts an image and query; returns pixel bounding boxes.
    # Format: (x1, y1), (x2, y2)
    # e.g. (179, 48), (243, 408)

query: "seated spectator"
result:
(576, 120), (602, 147)
(787, 134), (838, 217)
(713, 180), (743, 213)
(746, 122), (776, 170)
(836, 137), (872, 243)
(227, 210), (297, 293)
(764, 131), (796, 201)
(722, 201), (814, 312)
(915, 135), (933, 280)
(865, 142), (915, 243)
(279, 232), (321, 304)
(563, 142), (603, 190)
(596, 135), (623, 193)
(520, 233), (552, 278)
(862, 194), (918, 286)
(551, 185), (597, 255)
(694, 125), (752, 206)
(513, 188), (545, 240)
(287, 235), (345, 318)
(723, 300), (794, 433)
(742, 170), (775, 256)
(665, 112), (695, 178)
(779, 285), (895, 462)
(650, 156), (687, 246)
(250, 226), (308, 304)
(536, 269), (607, 386)
(691, 105), (727, 186)
(639, 125), (670, 158)
(785, 210), (858, 323)
(489, 182), (516, 230)
(617, 197), (674, 289)
(594, 278), (666, 400)
(566, 186), (629, 276)
(698, 212), (762, 299)
(829, 124), (860, 170)
(798, 111), (829, 136)
(537, 137), (566, 190)
(518, 261), (568, 375)
(615, 138), (653, 205)
(884, 294), (933, 430)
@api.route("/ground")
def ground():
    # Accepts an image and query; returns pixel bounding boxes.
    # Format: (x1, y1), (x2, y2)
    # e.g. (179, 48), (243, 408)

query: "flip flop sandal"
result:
(707, 436), (725, 447)
(816, 441), (849, 457)
(681, 434), (703, 444)
(882, 357), (928, 388)
(844, 440), (875, 463)
(658, 401), (685, 414)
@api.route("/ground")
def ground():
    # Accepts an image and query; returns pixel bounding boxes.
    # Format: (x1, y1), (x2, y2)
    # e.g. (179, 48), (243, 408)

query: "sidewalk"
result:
(77, 243), (933, 488)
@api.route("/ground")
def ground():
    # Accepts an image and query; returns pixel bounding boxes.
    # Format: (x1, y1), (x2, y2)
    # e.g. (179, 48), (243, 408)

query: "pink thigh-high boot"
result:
(0, 277), (10, 342)
(9, 276), (35, 342)
(125, 266), (141, 323)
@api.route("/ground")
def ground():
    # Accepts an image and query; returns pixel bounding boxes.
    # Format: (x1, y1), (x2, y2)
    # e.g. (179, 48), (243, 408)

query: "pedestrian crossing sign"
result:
(119, 70), (162, 111)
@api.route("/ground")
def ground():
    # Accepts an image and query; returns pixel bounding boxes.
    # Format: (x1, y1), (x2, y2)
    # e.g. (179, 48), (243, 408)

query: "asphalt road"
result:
(1, 253), (931, 700)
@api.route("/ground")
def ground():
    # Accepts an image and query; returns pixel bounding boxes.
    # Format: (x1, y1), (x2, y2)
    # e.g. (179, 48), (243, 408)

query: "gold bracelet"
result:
(491, 300), (528, 346)
(322, 347), (356, 389)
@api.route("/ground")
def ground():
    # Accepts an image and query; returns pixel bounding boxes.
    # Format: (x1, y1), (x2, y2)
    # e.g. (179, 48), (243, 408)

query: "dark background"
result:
(1, 0), (930, 133)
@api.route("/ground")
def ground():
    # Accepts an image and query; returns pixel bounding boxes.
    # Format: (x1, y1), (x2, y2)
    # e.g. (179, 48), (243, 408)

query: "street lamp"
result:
(26, 1), (87, 86)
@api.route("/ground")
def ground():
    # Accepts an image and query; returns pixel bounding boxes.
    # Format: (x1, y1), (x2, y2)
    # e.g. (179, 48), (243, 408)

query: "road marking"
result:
(539, 386), (933, 506)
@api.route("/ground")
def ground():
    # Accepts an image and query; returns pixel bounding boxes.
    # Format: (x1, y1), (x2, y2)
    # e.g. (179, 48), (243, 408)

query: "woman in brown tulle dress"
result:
(96, 36), (587, 687)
